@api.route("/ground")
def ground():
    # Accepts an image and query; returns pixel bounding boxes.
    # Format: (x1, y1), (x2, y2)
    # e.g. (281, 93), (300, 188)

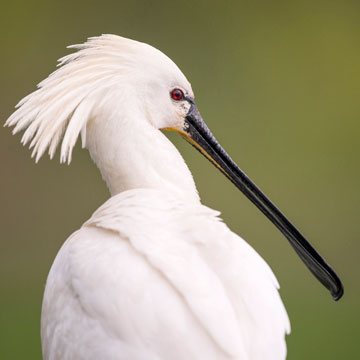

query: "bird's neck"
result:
(85, 106), (200, 203)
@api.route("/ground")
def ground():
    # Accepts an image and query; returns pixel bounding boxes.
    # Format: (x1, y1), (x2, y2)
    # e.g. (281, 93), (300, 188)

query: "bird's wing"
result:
(42, 189), (289, 360)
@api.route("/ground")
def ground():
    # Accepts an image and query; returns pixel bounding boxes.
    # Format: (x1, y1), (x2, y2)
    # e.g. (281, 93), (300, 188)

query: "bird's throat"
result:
(85, 113), (200, 202)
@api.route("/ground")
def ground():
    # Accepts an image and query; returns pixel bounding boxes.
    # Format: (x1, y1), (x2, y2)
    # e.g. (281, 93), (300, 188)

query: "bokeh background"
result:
(1, 0), (359, 358)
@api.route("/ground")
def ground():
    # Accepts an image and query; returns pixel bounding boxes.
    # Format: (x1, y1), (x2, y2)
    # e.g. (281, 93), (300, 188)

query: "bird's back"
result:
(41, 189), (289, 360)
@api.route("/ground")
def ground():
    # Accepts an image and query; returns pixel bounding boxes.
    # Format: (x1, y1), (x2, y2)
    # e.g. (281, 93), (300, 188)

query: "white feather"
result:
(42, 189), (289, 360)
(5, 34), (158, 164)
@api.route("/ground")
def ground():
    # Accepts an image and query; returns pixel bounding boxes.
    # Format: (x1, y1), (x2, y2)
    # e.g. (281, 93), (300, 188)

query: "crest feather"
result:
(5, 34), (133, 163)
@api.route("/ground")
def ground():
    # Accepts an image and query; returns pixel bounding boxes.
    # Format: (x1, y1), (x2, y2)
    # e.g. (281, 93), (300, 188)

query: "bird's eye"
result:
(170, 89), (184, 101)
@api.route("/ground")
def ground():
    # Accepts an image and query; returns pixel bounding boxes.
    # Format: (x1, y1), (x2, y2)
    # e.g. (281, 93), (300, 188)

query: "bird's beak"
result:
(165, 101), (343, 301)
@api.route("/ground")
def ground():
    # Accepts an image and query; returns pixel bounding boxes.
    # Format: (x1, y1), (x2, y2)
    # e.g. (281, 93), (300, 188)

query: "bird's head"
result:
(5, 34), (343, 301)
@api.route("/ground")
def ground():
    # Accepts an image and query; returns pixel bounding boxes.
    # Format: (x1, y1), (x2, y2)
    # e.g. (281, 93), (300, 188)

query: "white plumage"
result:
(42, 190), (289, 359)
(6, 34), (292, 359)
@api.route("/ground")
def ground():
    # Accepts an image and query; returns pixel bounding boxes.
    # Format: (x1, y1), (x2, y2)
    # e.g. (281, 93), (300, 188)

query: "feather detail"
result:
(4, 34), (141, 164)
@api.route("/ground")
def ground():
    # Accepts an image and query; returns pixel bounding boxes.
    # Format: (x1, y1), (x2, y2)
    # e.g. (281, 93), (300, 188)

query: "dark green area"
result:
(1, 0), (359, 358)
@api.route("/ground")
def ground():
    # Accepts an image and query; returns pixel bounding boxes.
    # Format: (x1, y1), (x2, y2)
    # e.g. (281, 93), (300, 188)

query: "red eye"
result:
(171, 88), (184, 101)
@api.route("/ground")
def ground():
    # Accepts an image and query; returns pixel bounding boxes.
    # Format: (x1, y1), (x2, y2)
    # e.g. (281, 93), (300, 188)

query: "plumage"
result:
(42, 190), (289, 359)
(6, 34), (295, 359)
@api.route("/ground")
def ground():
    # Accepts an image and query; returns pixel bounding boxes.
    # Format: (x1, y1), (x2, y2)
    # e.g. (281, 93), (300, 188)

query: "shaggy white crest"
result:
(5, 34), (192, 164)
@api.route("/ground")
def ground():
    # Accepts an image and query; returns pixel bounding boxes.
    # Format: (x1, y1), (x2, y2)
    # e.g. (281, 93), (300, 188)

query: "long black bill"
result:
(183, 101), (343, 301)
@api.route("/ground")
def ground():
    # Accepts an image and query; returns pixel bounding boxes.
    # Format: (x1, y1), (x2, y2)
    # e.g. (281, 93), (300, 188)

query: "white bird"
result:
(5, 34), (343, 360)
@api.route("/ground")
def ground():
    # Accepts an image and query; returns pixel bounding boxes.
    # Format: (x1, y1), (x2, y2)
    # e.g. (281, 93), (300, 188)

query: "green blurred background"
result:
(1, 0), (359, 358)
